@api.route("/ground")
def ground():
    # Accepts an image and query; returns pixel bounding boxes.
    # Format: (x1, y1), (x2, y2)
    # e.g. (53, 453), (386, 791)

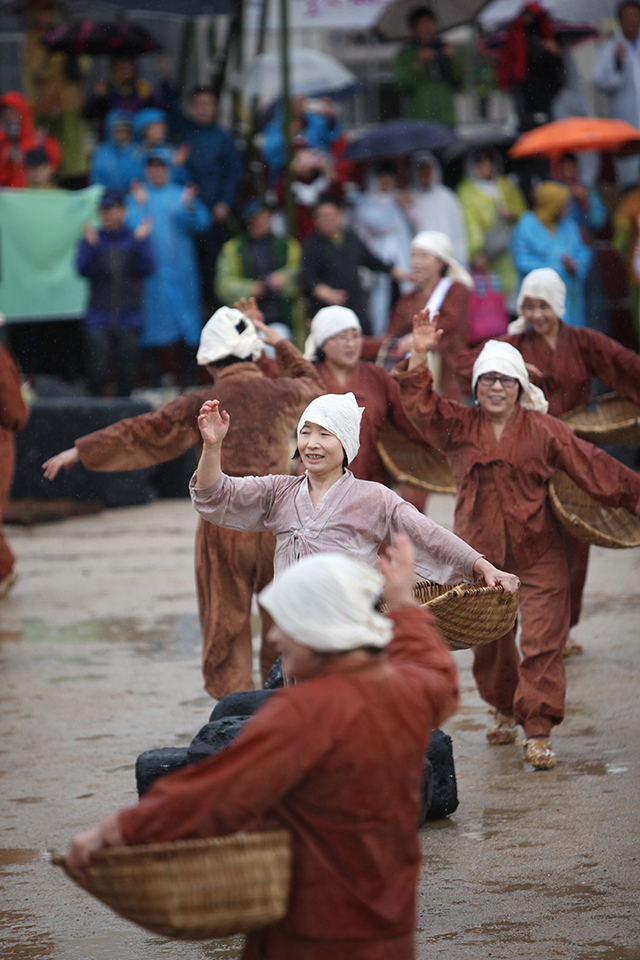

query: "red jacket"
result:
(118, 607), (459, 946)
(0, 92), (61, 187)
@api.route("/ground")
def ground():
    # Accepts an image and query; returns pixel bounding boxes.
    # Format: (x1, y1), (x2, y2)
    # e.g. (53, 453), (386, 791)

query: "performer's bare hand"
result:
(252, 316), (285, 346)
(234, 296), (264, 325)
(473, 557), (519, 596)
(42, 447), (80, 480)
(66, 812), (124, 884)
(379, 533), (416, 609)
(198, 399), (230, 446)
(409, 308), (443, 367)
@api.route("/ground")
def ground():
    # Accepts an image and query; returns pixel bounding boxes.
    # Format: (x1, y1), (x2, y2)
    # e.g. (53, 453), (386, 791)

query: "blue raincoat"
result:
(510, 211), (591, 327)
(126, 182), (209, 347)
(89, 109), (138, 193)
(130, 108), (188, 185)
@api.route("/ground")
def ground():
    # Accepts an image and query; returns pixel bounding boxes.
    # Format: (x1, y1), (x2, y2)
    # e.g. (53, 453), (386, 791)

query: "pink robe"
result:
(190, 469), (481, 584)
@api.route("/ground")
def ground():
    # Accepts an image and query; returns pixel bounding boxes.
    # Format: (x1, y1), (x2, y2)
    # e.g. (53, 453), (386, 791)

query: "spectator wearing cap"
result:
(393, 5), (463, 127)
(215, 200), (301, 340)
(163, 84), (242, 317)
(126, 149), (210, 386)
(89, 109), (138, 194)
(76, 189), (155, 397)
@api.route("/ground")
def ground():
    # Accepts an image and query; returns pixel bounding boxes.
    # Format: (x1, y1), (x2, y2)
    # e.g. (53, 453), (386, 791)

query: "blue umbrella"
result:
(343, 120), (459, 161)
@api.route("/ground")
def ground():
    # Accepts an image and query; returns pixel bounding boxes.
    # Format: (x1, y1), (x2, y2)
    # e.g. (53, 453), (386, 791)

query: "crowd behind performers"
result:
(4, 0), (640, 393)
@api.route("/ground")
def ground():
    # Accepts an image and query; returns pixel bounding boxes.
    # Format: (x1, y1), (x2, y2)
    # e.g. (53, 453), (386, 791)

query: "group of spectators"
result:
(1, 0), (640, 396)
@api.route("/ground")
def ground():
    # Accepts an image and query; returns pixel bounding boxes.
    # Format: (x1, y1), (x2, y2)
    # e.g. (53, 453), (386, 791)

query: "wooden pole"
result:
(279, 0), (295, 235)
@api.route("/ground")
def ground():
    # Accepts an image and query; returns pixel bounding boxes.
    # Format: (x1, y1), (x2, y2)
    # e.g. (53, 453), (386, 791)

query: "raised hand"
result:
(411, 308), (443, 357)
(379, 533), (416, 609)
(197, 399), (230, 447)
(234, 296), (264, 325)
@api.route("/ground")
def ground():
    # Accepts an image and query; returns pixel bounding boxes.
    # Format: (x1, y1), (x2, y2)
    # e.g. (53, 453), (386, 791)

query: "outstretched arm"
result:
(42, 447), (80, 480)
(195, 399), (229, 489)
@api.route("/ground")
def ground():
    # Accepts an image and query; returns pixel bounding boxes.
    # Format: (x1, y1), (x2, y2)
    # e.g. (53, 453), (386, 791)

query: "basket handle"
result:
(49, 851), (66, 867)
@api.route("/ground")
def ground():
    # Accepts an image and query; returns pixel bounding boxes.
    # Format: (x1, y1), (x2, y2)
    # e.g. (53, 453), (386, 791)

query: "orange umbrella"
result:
(509, 118), (640, 159)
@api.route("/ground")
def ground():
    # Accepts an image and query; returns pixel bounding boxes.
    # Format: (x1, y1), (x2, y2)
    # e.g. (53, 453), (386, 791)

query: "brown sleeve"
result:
(392, 358), (471, 453)
(548, 416), (640, 513)
(360, 336), (385, 362)
(577, 329), (640, 405)
(273, 338), (325, 389)
(387, 298), (415, 340)
(0, 347), (29, 433)
(381, 367), (437, 446)
(76, 394), (202, 472)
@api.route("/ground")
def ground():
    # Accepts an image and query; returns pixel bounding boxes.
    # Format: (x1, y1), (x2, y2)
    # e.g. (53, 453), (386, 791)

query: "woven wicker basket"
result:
(561, 393), (640, 447)
(381, 578), (520, 650)
(51, 830), (292, 940)
(548, 471), (640, 549)
(376, 422), (456, 494)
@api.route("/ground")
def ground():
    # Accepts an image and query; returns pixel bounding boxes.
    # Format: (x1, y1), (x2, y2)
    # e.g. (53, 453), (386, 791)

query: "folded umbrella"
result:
(509, 118), (640, 159)
(343, 119), (458, 161)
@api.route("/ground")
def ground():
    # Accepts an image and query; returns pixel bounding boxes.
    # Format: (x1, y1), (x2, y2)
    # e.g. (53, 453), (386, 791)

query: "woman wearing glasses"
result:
(393, 313), (640, 770)
(456, 268), (640, 654)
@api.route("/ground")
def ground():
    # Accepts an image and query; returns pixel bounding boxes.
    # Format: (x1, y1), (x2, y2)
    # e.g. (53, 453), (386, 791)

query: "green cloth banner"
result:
(0, 186), (102, 322)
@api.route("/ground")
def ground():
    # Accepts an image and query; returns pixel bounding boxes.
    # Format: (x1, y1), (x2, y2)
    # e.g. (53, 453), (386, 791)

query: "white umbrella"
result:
(230, 48), (358, 108)
(376, 0), (496, 40)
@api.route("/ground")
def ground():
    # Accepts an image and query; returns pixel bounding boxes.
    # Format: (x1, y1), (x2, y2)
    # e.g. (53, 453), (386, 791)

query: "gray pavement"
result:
(1, 496), (639, 960)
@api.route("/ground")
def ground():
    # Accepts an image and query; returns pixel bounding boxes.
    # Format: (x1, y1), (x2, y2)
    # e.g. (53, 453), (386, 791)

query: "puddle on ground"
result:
(7, 798), (44, 805)
(2, 615), (202, 662)
(0, 849), (39, 868)
(0, 910), (55, 959)
(555, 760), (630, 779)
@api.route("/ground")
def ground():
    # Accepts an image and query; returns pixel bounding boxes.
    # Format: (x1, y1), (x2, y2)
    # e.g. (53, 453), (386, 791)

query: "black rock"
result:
(423, 729), (458, 821)
(135, 747), (190, 797)
(263, 657), (285, 689)
(187, 716), (248, 763)
(209, 689), (273, 722)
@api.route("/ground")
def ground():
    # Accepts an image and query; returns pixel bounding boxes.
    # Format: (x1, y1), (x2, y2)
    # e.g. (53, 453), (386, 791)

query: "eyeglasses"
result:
(477, 373), (518, 388)
(330, 331), (362, 344)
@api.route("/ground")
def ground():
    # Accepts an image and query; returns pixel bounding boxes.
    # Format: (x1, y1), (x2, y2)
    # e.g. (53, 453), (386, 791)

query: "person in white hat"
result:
(394, 307), (640, 770)
(64, 535), (460, 959)
(361, 230), (473, 401)
(455, 267), (640, 654)
(191, 388), (518, 594)
(43, 303), (324, 699)
(300, 304), (435, 513)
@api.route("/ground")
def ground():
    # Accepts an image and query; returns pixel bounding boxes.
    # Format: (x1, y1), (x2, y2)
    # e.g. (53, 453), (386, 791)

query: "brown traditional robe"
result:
(394, 358), (640, 737)
(361, 282), (469, 400)
(0, 346), (30, 581)
(118, 606), (460, 960)
(455, 322), (640, 626)
(75, 340), (323, 697)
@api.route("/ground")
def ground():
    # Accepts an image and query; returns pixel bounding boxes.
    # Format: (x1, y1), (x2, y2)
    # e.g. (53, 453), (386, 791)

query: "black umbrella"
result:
(42, 21), (162, 56)
(343, 120), (459, 162)
(440, 130), (516, 163)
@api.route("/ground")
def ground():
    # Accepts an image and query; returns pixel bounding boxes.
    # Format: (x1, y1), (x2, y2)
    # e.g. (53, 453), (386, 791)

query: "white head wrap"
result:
(472, 340), (549, 414)
(411, 231), (474, 290)
(258, 552), (392, 652)
(508, 268), (567, 334)
(197, 307), (264, 366)
(297, 392), (364, 464)
(303, 306), (362, 361)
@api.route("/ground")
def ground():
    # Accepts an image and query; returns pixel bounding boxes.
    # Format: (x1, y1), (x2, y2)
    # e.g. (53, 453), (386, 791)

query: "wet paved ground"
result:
(1, 496), (639, 959)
